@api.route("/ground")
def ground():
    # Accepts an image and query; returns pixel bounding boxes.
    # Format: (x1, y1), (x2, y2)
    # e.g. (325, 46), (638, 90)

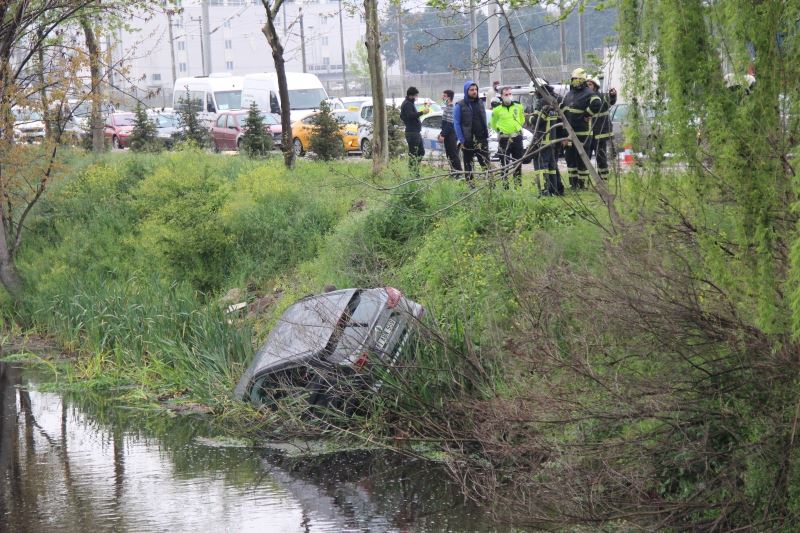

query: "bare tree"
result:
(260, 0), (296, 169)
(364, 0), (387, 173)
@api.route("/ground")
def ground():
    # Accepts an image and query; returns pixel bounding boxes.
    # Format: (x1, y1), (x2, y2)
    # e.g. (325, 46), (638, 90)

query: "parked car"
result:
(12, 107), (46, 143)
(234, 287), (425, 408)
(357, 98), (442, 157)
(149, 111), (179, 149)
(418, 110), (534, 161)
(104, 112), (135, 149)
(210, 109), (282, 152)
(290, 108), (362, 156)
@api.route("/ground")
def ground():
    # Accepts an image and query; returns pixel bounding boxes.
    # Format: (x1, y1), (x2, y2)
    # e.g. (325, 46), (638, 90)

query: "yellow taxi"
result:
(291, 108), (362, 156)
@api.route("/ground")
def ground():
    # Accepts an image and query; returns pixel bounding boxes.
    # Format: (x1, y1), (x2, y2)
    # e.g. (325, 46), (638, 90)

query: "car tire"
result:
(236, 138), (242, 151)
(361, 139), (372, 159)
(112, 135), (120, 150)
(293, 138), (304, 156)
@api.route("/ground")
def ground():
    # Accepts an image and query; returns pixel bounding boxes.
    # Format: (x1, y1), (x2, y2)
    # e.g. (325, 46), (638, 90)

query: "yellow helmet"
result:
(571, 68), (587, 81)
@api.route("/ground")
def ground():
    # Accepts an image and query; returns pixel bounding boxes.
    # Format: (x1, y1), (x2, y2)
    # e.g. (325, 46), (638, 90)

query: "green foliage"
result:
(175, 89), (210, 147)
(309, 100), (344, 160)
(386, 104), (405, 159)
(128, 103), (161, 153)
(239, 102), (273, 157)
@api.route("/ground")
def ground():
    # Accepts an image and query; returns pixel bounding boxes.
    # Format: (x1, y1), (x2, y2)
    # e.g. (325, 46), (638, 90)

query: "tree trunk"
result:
(261, 9), (295, 169)
(0, 210), (23, 301)
(35, 30), (52, 141)
(80, 18), (104, 153)
(364, 0), (388, 173)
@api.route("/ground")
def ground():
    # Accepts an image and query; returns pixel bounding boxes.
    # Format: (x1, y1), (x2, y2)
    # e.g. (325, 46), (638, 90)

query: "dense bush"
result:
(239, 102), (274, 157)
(309, 100), (344, 160)
(128, 103), (161, 153)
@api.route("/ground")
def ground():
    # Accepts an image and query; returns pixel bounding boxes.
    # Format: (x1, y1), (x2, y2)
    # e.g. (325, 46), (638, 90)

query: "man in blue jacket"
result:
(454, 81), (490, 187)
(438, 89), (462, 177)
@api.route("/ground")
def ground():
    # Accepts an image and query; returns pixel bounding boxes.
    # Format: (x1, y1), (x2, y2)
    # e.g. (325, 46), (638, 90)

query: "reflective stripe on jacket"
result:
(490, 102), (525, 135)
(561, 86), (602, 137)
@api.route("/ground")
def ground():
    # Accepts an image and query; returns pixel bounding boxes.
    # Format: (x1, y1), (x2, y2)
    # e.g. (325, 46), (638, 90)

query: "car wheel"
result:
(112, 135), (120, 149)
(213, 141), (220, 153)
(293, 138), (304, 156)
(236, 138), (242, 151)
(361, 138), (372, 159)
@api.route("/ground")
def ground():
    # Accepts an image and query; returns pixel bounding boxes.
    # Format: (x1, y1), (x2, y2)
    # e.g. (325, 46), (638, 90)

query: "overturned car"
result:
(234, 287), (425, 408)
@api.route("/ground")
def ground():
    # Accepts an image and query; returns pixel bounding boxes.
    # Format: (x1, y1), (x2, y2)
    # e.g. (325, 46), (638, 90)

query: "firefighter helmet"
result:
(570, 68), (587, 81)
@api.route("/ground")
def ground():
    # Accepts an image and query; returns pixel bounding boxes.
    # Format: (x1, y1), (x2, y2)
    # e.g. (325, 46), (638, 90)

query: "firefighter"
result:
(561, 68), (602, 190)
(586, 77), (617, 180)
(531, 83), (564, 196)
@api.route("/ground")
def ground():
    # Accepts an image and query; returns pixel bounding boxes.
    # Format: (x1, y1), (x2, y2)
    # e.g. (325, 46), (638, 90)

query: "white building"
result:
(111, 0), (373, 105)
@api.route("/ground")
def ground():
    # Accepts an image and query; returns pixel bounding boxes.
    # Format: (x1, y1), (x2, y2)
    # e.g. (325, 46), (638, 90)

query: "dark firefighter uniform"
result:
(588, 81), (617, 179)
(531, 85), (564, 196)
(561, 68), (602, 189)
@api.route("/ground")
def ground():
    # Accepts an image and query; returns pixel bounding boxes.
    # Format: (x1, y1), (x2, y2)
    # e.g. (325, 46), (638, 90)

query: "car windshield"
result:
(262, 113), (279, 125)
(156, 114), (177, 127)
(334, 110), (361, 123)
(115, 114), (135, 126)
(14, 109), (42, 121)
(214, 90), (242, 111)
(289, 88), (328, 110)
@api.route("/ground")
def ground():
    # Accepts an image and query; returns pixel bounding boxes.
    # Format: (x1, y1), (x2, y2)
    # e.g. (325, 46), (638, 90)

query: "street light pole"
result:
(191, 16), (205, 75)
(166, 9), (177, 85)
(299, 8), (307, 73)
(338, 0), (348, 96)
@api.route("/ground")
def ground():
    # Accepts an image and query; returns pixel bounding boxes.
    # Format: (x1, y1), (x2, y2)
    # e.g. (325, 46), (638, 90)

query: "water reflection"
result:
(0, 363), (502, 532)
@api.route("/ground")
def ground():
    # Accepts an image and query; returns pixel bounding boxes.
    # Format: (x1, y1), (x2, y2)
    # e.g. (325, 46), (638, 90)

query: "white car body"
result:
(12, 107), (45, 143)
(173, 74), (243, 126)
(241, 72), (329, 123)
(419, 110), (534, 160)
(357, 98), (443, 156)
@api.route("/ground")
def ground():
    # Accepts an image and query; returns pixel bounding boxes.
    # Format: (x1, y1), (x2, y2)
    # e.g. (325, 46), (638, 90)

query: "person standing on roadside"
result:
(586, 77), (617, 180)
(490, 86), (526, 188)
(400, 86), (430, 177)
(486, 80), (501, 110)
(531, 83), (564, 196)
(438, 89), (462, 177)
(454, 80), (490, 187)
(561, 68), (602, 190)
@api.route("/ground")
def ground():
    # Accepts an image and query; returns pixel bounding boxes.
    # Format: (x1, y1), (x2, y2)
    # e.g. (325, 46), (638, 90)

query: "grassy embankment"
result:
(2, 149), (593, 415)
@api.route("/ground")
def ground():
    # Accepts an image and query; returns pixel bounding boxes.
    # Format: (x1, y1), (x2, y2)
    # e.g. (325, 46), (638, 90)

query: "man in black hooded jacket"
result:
(400, 86), (430, 177)
(454, 80), (490, 187)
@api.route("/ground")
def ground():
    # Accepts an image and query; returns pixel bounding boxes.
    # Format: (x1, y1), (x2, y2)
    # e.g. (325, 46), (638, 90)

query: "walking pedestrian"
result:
(400, 86), (430, 177)
(438, 89), (462, 177)
(490, 86), (526, 188)
(454, 80), (490, 187)
(561, 68), (602, 190)
(586, 77), (617, 179)
(531, 83), (564, 196)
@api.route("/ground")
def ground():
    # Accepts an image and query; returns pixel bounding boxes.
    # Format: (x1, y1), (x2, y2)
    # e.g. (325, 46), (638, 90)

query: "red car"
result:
(104, 112), (135, 149)
(210, 110), (282, 152)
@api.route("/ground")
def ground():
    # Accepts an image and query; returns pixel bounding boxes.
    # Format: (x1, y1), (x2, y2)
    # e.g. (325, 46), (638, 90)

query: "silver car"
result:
(235, 287), (425, 408)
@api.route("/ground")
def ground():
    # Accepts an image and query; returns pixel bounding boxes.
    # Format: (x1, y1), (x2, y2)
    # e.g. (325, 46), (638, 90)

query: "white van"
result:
(173, 74), (243, 125)
(241, 72), (329, 122)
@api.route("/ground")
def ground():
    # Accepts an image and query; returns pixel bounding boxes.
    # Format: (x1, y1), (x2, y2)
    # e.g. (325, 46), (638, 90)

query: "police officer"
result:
(561, 68), (602, 189)
(586, 77), (617, 179)
(490, 86), (526, 188)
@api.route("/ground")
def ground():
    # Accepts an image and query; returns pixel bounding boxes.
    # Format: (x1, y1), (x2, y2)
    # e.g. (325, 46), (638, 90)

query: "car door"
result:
(211, 113), (228, 150)
(420, 114), (443, 155)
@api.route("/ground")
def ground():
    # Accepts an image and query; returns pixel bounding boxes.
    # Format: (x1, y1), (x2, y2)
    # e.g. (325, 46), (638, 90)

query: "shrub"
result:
(174, 89), (210, 147)
(386, 104), (406, 159)
(310, 100), (344, 160)
(128, 103), (161, 153)
(239, 102), (274, 157)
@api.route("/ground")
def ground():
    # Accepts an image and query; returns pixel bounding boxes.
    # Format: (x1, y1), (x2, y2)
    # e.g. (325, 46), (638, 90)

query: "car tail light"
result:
(355, 352), (368, 367)
(385, 286), (402, 309)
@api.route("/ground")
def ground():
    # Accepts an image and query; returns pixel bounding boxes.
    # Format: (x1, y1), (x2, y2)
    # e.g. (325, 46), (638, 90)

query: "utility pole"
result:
(469, 0), (478, 85)
(201, 0), (212, 74)
(578, 10), (585, 64)
(487, 1), (501, 84)
(396, 6), (406, 90)
(559, 14), (567, 81)
(191, 16), (205, 75)
(338, 0), (348, 96)
(166, 9), (177, 85)
(299, 8), (306, 73)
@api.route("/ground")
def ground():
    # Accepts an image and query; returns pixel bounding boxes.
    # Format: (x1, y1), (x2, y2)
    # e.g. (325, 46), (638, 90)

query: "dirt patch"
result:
(1, 334), (72, 360)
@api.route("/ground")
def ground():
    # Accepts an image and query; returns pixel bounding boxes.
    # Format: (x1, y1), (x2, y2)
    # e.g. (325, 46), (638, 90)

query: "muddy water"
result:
(0, 363), (506, 532)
